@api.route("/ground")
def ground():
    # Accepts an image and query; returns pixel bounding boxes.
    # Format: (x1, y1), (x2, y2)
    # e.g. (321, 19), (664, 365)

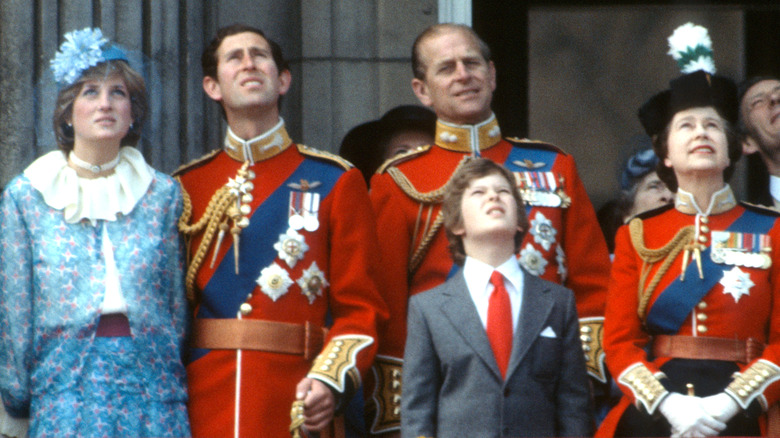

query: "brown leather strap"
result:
(191, 318), (327, 360)
(652, 335), (764, 364)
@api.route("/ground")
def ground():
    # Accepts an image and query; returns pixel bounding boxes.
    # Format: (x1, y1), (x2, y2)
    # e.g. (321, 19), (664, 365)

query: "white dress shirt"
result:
(463, 255), (524, 334)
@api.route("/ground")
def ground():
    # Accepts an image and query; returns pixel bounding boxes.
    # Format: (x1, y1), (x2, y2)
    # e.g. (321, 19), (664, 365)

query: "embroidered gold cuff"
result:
(368, 355), (403, 434)
(307, 335), (373, 393)
(580, 317), (607, 383)
(618, 363), (668, 414)
(725, 359), (780, 410)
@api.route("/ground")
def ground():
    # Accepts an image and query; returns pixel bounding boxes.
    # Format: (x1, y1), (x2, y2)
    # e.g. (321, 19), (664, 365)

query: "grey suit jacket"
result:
(401, 268), (592, 438)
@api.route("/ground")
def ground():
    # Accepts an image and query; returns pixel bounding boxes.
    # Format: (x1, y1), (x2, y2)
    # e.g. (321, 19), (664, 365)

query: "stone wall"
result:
(0, 0), (437, 187)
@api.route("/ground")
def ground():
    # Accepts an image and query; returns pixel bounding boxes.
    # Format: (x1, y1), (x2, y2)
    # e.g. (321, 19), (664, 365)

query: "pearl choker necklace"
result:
(69, 152), (121, 174)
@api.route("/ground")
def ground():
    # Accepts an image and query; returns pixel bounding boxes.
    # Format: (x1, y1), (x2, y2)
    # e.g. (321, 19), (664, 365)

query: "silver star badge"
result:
(719, 266), (754, 303)
(257, 263), (293, 302)
(297, 262), (329, 304)
(273, 228), (309, 268)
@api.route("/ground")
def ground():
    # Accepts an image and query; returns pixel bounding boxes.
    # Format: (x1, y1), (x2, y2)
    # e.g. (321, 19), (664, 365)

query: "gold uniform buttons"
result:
(697, 325), (708, 333)
(697, 301), (707, 310)
(700, 225), (710, 233)
(700, 216), (709, 224)
(696, 313), (707, 321)
(239, 302), (252, 315)
(698, 235), (708, 243)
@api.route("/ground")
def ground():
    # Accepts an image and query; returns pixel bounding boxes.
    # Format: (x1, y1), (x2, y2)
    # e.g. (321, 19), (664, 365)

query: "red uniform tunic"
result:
(367, 115), (610, 433)
(598, 187), (780, 436)
(176, 123), (386, 438)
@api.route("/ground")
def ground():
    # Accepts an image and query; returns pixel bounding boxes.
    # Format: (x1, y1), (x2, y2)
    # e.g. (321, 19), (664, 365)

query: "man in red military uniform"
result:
(176, 24), (386, 438)
(367, 23), (611, 434)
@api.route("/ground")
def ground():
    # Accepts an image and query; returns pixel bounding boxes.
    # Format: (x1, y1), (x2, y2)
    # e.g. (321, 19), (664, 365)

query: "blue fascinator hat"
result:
(50, 28), (129, 86)
(620, 146), (659, 191)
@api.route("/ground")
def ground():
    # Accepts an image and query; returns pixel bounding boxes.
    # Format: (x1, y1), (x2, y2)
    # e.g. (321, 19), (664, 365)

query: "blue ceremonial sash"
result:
(196, 158), (342, 320)
(645, 208), (775, 334)
(503, 146), (557, 216)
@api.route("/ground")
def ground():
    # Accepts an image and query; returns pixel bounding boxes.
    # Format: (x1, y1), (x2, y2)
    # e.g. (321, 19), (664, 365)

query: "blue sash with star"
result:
(645, 209), (775, 334)
(196, 158), (342, 321)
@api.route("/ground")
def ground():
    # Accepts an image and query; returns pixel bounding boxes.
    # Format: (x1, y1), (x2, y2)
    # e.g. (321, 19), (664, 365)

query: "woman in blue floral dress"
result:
(0, 28), (190, 437)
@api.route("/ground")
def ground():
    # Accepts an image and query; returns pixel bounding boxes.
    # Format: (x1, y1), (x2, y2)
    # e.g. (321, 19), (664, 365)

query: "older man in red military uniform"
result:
(367, 23), (611, 434)
(176, 24), (386, 438)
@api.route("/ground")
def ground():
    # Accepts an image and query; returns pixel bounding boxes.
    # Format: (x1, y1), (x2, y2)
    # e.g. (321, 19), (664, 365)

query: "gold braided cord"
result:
(410, 204), (424, 260)
(387, 167), (448, 204)
(628, 218), (695, 320)
(387, 156), (472, 275)
(177, 179), (236, 302)
(410, 211), (444, 276)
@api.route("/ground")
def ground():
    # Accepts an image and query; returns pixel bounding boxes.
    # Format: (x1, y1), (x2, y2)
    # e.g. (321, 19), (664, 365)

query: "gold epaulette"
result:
(307, 335), (373, 393)
(580, 317), (607, 383)
(296, 144), (353, 171)
(618, 363), (668, 414)
(726, 359), (780, 410)
(368, 355), (403, 434)
(505, 137), (568, 155)
(375, 144), (431, 174)
(172, 148), (222, 177)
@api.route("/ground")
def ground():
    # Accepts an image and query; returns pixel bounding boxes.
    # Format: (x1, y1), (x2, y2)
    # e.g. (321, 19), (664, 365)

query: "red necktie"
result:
(487, 270), (513, 379)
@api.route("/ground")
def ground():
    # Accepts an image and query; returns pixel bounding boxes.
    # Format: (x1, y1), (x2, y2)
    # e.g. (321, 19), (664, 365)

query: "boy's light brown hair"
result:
(442, 158), (529, 265)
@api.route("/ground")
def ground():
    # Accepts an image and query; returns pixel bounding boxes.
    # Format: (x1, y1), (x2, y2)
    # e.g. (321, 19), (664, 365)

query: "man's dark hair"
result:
(201, 23), (289, 80)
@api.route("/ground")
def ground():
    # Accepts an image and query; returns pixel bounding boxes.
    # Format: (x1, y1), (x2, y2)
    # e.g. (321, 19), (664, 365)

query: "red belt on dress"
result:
(191, 318), (327, 360)
(652, 335), (764, 364)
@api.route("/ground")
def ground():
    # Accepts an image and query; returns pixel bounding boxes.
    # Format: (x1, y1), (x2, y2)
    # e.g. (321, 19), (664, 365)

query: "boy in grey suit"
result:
(401, 158), (592, 437)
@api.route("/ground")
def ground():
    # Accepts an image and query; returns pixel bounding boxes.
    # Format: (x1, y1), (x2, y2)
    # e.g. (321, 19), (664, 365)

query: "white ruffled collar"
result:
(24, 147), (154, 224)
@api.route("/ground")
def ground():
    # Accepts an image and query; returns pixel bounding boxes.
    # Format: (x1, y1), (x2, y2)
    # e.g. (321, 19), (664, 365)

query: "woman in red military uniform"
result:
(599, 27), (780, 437)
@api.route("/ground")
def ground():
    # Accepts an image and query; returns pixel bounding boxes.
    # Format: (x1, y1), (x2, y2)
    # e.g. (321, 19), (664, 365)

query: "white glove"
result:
(700, 392), (740, 423)
(658, 393), (727, 437)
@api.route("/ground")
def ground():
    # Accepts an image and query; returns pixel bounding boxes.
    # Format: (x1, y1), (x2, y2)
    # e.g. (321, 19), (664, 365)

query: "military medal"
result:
(288, 180), (322, 232)
(273, 229), (309, 268)
(556, 245), (568, 282)
(711, 231), (772, 269)
(297, 262), (329, 304)
(302, 192), (320, 232)
(289, 191), (305, 230)
(530, 211), (557, 251)
(513, 171), (570, 208)
(719, 266), (754, 303)
(519, 243), (547, 276)
(256, 263), (293, 302)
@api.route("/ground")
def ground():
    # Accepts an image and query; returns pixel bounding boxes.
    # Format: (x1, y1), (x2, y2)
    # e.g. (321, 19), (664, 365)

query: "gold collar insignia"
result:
(434, 114), (502, 154)
(223, 119), (293, 164)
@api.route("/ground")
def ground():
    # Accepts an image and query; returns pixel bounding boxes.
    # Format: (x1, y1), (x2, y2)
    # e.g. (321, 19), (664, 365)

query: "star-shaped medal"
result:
(273, 228), (309, 268)
(530, 211), (556, 251)
(719, 266), (754, 303)
(297, 262), (329, 304)
(519, 243), (548, 276)
(256, 263), (293, 302)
